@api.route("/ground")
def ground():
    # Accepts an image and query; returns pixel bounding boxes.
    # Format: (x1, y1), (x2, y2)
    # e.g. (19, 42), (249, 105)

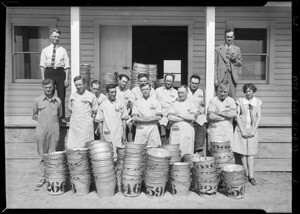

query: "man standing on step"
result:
(215, 28), (242, 100)
(40, 28), (70, 123)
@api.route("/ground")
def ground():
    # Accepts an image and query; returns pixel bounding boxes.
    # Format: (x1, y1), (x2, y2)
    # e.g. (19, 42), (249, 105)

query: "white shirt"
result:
(40, 44), (70, 69)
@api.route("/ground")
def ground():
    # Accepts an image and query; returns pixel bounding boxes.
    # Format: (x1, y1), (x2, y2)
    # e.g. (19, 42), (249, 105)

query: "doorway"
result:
(98, 25), (188, 89)
(132, 26), (188, 87)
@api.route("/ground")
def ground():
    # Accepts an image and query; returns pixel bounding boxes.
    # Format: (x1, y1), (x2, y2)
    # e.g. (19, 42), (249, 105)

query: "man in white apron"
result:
(95, 84), (129, 157)
(155, 74), (178, 145)
(207, 83), (237, 149)
(131, 83), (162, 147)
(67, 76), (98, 148)
(168, 85), (197, 155)
(116, 74), (135, 142)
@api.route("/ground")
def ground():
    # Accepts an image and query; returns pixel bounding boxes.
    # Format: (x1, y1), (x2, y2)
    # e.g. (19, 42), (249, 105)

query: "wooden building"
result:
(5, 4), (292, 171)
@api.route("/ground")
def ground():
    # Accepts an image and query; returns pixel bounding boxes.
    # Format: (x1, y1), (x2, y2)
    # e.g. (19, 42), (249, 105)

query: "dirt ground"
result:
(5, 159), (292, 212)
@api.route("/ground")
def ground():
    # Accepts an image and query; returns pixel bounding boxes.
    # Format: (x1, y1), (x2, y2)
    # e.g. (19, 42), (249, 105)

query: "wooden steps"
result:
(5, 118), (292, 171)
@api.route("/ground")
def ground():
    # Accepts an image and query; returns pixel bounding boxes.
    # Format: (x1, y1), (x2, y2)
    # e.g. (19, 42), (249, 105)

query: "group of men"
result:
(34, 27), (242, 188)
(87, 73), (207, 156)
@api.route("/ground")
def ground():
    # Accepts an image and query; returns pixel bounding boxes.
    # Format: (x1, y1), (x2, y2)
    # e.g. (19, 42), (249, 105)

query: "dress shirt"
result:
(40, 44), (70, 69)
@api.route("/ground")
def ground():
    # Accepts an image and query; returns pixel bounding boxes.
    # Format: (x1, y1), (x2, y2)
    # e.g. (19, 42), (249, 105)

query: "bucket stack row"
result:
(161, 144), (181, 164)
(193, 156), (219, 198)
(121, 142), (146, 197)
(88, 140), (116, 197)
(43, 151), (68, 195)
(169, 162), (191, 196)
(144, 148), (171, 198)
(66, 148), (92, 196)
(210, 140), (235, 173)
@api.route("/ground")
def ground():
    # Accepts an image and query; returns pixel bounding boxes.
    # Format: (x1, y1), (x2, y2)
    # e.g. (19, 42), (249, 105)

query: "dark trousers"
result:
(45, 67), (66, 118)
(193, 122), (207, 151)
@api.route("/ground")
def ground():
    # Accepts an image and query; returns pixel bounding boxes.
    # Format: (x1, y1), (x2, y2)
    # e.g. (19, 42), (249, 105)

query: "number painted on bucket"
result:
(228, 185), (245, 198)
(122, 183), (142, 195)
(171, 184), (177, 195)
(146, 185), (164, 197)
(46, 181), (66, 193)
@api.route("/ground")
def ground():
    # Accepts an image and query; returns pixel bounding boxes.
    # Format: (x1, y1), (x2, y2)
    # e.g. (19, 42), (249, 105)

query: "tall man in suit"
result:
(215, 28), (242, 100)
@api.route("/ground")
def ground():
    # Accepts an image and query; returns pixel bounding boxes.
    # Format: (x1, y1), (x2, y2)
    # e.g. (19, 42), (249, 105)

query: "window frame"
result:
(226, 19), (276, 85)
(7, 17), (57, 83)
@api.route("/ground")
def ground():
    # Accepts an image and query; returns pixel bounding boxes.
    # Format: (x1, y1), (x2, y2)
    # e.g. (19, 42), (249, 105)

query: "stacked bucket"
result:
(80, 64), (91, 90)
(88, 140), (116, 197)
(43, 151), (68, 195)
(148, 64), (157, 88)
(220, 164), (248, 199)
(115, 146), (126, 192)
(121, 142), (146, 197)
(193, 156), (219, 198)
(161, 144), (181, 164)
(66, 148), (92, 196)
(169, 162), (192, 196)
(131, 62), (149, 88)
(209, 140), (235, 173)
(144, 148), (171, 198)
(182, 153), (203, 191)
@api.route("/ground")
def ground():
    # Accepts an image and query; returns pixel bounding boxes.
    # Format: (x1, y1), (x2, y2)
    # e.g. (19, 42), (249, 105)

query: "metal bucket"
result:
(144, 180), (167, 198)
(94, 177), (116, 197)
(45, 177), (67, 195)
(170, 179), (192, 196)
(210, 140), (231, 151)
(70, 177), (92, 196)
(121, 178), (143, 197)
(198, 179), (219, 198)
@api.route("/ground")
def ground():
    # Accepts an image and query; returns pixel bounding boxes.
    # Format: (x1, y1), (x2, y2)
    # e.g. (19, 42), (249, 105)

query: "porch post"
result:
(205, 7), (215, 114)
(70, 7), (81, 93)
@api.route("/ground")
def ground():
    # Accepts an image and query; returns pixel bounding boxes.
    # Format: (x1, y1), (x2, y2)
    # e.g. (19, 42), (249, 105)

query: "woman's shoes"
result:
(248, 177), (257, 186)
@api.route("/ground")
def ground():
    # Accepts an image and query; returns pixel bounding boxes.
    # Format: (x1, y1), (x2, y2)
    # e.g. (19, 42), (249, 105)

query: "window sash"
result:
(12, 26), (49, 81)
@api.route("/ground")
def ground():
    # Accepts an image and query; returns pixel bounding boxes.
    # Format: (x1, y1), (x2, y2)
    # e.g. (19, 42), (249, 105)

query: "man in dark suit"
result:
(215, 28), (242, 100)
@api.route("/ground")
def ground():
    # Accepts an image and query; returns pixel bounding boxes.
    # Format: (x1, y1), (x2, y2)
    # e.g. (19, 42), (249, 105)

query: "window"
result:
(226, 19), (275, 85)
(8, 18), (57, 83)
(13, 26), (49, 80)
(234, 28), (267, 81)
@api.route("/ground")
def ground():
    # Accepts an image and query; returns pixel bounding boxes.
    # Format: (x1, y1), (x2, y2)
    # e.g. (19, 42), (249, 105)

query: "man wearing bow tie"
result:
(40, 28), (70, 122)
(215, 28), (242, 100)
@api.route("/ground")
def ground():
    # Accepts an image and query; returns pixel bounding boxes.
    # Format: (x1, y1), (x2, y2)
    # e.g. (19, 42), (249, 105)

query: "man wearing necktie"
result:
(215, 28), (242, 100)
(40, 28), (70, 122)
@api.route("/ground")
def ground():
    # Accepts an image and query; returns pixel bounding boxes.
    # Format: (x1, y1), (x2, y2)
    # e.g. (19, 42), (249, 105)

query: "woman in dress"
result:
(232, 83), (262, 185)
